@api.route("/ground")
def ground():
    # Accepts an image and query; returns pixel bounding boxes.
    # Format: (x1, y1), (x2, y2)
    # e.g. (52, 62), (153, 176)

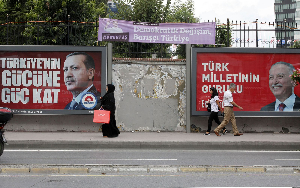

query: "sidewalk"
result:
(4, 131), (300, 150)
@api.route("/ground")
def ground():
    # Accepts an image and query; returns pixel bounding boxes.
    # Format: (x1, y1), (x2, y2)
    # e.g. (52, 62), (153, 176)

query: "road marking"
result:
(0, 174), (298, 178)
(275, 159), (300, 161)
(92, 159), (177, 161)
(5, 150), (113, 152)
(6, 150), (300, 152)
(239, 151), (300, 153)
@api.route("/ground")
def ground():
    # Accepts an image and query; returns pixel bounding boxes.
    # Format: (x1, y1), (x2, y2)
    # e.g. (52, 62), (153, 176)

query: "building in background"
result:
(107, 0), (118, 13)
(274, 0), (300, 47)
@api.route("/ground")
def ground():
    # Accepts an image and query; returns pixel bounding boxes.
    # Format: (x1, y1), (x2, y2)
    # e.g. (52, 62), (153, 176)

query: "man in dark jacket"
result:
(63, 52), (101, 110)
(261, 61), (300, 111)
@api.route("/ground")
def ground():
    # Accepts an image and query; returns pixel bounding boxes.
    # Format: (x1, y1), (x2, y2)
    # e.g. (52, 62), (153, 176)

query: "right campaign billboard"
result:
(192, 48), (300, 116)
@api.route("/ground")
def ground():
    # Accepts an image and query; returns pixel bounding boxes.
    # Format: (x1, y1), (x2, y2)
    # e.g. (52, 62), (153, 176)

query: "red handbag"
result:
(93, 110), (110, 124)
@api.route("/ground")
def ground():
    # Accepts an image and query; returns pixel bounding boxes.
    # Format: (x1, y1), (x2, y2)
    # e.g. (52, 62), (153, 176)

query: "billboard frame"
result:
(0, 45), (107, 115)
(191, 47), (300, 117)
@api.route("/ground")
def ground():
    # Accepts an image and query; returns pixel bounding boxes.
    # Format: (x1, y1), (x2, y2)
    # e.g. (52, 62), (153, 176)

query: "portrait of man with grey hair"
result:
(260, 61), (300, 111)
(63, 52), (101, 110)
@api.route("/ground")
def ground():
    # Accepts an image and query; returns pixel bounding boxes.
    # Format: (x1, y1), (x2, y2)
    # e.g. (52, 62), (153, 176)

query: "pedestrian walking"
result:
(214, 83), (244, 136)
(100, 84), (120, 138)
(205, 87), (226, 135)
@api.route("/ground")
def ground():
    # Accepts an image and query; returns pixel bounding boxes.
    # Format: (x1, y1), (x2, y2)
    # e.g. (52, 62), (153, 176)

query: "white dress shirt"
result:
(223, 90), (233, 107)
(275, 93), (296, 111)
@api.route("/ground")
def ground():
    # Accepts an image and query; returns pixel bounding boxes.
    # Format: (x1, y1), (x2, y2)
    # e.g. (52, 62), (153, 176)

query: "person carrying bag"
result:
(98, 84), (120, 138)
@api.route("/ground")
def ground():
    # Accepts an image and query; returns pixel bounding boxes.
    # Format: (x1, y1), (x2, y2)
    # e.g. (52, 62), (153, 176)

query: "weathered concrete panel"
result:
(5, 115), (99, 132)
(112, 61), (186, 132)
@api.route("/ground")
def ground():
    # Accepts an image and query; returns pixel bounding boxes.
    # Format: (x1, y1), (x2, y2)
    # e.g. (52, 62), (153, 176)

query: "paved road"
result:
(1, 149), (300, 167)
(0, 149), (299, 187)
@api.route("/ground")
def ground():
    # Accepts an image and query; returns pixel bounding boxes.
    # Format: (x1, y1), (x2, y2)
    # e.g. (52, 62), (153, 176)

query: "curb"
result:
(0, 165), (299, 174)
(5, 141), (300, 151)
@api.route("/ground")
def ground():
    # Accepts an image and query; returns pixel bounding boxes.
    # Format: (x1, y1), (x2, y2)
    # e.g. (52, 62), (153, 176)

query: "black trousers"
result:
(207, 111), (225, 132)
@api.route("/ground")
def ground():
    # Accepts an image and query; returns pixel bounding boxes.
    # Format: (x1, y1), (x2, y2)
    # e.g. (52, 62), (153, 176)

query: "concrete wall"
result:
(5, 115), (100, 132)
(112, 59), (186, 132)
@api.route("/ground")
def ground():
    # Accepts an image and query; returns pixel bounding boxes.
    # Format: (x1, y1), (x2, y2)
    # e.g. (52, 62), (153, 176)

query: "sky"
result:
(191, 0), (276, 47)
(194, 0), (275, 24)
(162, 0), (277, 47)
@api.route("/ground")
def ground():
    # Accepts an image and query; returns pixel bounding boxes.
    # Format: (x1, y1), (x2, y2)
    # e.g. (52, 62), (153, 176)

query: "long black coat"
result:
(100, 85), (120, 137)
(101, 92), (116, 114)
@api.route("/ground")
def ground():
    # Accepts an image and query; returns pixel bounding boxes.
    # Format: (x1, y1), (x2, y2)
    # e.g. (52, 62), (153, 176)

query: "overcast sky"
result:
(170, 0), (276, 24)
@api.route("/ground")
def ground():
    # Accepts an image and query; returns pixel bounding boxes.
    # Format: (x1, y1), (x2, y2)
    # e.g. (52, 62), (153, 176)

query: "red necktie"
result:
(279, 103), (286, 111)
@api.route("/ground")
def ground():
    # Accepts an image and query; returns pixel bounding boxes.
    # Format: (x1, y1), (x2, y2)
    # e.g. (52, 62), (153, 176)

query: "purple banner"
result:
(98, 18), (216, 44)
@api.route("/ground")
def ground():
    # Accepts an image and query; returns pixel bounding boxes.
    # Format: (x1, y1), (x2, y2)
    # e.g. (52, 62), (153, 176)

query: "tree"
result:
(105, 0), (173, 58)
(167, 0), (199, 59)
(0, 0), (107, 45)
(112, 0), (171, 23)
(215, 20), (232, 47)
(166, 0), (198, 23)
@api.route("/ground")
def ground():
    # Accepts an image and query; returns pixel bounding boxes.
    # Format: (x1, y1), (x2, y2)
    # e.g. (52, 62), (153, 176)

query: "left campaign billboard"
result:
(0, 46), (107, 114)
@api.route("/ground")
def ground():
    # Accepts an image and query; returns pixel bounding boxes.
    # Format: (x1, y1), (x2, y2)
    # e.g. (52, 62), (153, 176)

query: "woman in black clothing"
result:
(100, 84), (120, 138)
(205, 87), (227, 135)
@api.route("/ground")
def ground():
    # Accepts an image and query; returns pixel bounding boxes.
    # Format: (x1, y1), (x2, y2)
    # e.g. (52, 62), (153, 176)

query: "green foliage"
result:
(0, 0), (107, 45)
(215, 23), (232, 47)
(291, 40), (300, 48)
(166, 0), (199, 23)
(112, 0), (169, 23)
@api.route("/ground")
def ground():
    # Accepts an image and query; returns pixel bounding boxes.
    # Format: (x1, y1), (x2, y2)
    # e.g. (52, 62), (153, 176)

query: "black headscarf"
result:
(101, 84), (115, 112)
(106, 84), (115, 93)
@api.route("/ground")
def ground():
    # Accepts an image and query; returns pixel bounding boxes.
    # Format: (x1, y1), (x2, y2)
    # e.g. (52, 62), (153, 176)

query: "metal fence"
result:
(228, 19), (300, 48)
(1, 18), (299, 57)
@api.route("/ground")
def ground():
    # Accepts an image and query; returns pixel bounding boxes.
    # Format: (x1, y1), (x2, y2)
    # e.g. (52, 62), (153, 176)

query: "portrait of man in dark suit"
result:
(261, 61), (300, 111)
(63, 52), (101, 110)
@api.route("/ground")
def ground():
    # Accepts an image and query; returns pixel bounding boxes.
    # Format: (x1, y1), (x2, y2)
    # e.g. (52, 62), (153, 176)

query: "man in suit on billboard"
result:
(63, 52), (101, 110)
(261, 61), (300, 111)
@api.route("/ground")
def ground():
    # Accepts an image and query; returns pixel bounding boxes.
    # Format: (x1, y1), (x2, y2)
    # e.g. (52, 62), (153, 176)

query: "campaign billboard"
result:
(192, 48), (300, 116)
(98, 18), (216, 44)
(0, 46), (107, 114)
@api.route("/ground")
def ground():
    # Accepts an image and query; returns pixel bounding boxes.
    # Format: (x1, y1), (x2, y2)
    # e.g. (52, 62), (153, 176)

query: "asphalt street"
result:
(1, 149), (300, 167)
(0, 136), (299, 187)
